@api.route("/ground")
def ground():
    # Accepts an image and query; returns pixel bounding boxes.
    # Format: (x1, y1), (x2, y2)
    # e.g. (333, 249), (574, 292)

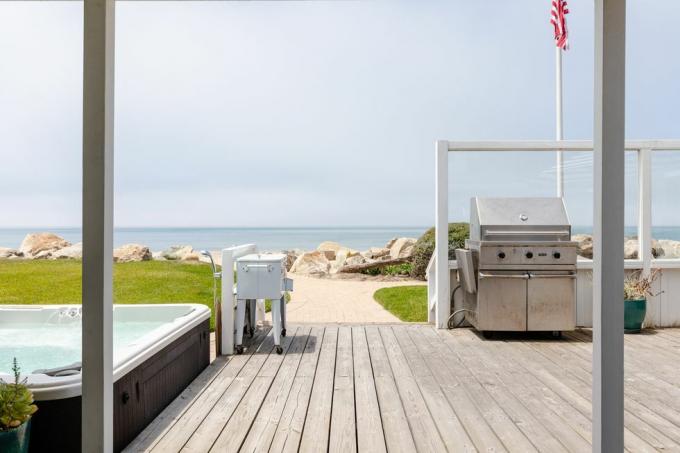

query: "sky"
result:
(1, 0), (679, 228)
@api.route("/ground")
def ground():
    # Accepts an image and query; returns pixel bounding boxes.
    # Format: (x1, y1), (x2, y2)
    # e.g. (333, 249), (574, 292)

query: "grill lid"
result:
(470, 197), (571, 242)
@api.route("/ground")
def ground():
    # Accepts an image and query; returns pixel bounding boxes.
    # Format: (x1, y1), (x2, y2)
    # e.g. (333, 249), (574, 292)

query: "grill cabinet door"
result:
(527, 271), (576, 331)
(477, 271), (528, 331)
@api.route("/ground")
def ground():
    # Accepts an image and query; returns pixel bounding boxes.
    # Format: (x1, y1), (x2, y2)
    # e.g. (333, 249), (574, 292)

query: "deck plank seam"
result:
(144, 327), (272, 453)
(360, 326), (389, 452)
(273, 326), (326, 452)
(211, 327), (304, 452)
(431, 329), (535, 453)
(180, 330), (279, 452)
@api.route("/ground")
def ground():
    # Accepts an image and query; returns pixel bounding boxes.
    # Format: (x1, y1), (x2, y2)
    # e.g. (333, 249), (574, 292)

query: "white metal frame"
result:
(430, 139), (680, 327)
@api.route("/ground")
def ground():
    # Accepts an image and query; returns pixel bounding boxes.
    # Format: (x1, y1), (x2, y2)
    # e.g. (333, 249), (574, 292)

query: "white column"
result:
(638, 149), (652, 276)
(82, 0), (115, 451)
(592, 0), (626, 451)
(435, 140), (449, 328)
(556, 46), (564, 198)
(221, 248), (235, 355)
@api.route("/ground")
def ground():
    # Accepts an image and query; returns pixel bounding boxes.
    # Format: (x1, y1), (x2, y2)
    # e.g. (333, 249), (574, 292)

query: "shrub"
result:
(0, 359), (37, 431)
(360, 263), (413, 276)
(410, 223), (469, 280)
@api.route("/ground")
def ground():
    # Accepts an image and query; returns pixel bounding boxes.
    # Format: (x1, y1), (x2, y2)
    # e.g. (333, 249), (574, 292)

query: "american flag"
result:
(550, 0), (570, 50)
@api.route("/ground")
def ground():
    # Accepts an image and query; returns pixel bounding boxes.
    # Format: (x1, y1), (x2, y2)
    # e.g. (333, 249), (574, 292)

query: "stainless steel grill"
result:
(456, 197), (577, 335)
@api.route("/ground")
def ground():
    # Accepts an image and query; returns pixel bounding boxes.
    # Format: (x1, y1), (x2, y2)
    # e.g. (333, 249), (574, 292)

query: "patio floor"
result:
(124, 325), (680, 452)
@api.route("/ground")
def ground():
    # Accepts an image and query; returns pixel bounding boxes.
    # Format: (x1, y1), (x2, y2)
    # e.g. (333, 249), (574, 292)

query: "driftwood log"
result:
(337, 257), (409, 273)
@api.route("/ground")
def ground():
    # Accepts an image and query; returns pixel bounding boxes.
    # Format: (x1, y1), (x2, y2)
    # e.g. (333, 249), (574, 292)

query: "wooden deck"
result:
(124, 325), (680, 452)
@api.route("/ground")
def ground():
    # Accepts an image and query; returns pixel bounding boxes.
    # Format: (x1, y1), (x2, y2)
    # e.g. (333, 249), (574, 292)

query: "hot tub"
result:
(0, 304), (211, 453)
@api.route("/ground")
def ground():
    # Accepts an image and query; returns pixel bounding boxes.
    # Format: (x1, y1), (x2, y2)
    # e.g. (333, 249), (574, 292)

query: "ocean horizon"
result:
(0, 227), (430, 252)
(1, 226), (680, 253)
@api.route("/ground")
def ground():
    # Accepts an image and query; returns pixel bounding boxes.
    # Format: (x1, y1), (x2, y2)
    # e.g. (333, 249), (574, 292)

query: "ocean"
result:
(1, 226), (679, 253)
(0, 227), (429, 252)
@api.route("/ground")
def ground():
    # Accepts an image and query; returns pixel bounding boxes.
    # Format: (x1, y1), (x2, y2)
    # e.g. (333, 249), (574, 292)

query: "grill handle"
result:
(483, 230), (570, 236)
(528, 273), (577, 279)
(241, 264), (273, 272)
(478, 272), (529, 280)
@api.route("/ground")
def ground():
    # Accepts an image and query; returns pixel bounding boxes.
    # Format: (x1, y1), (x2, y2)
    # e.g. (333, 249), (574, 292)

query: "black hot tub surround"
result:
(29, 319), (210, 453)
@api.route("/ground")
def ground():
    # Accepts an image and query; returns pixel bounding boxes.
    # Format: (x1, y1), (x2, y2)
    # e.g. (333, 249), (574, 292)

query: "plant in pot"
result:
(0, 358), (38, 453)
(624, 269), (662, 334)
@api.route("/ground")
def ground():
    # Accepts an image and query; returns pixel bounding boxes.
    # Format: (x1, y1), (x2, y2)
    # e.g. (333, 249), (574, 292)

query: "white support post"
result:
(221, 248), (235, 355)
(81, 0), (115, 451)
(592, 0), (626, 451)
(435, 140), (449, 328)
(638, 149), (653, 277)
(220, 243), (257, 354)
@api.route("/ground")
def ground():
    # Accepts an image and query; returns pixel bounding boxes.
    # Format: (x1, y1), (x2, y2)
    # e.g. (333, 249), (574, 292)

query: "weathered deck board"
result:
(329, 326), (357, 453)
(124, 326), (680, 453)
(298, 325), (338, 453)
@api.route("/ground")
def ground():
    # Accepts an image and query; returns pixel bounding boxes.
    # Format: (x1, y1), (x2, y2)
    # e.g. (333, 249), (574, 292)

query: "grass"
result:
(0, 259), (290, 331)
(373, 285), (427, 322)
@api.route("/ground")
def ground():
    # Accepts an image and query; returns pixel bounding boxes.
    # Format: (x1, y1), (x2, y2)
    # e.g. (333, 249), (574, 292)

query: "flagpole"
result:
(556, 45), (564, 198)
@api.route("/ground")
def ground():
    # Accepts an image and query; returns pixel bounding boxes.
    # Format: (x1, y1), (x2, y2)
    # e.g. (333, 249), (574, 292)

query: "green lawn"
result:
(0, 259), (218, 329)
(373, 285), (428, 322)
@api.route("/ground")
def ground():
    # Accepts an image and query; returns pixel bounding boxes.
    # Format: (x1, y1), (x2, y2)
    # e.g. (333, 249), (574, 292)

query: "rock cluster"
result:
(573, 234), (680, 259)
(0, 233), (200, 263)
(5, 232), (680, 270)
(288, 237), (417, 277)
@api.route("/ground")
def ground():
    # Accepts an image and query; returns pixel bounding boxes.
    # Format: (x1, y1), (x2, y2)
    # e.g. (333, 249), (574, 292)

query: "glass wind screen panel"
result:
(652, 151), (680, 259)
(563, 151), (638, 258)
(447, 151), (555, 222)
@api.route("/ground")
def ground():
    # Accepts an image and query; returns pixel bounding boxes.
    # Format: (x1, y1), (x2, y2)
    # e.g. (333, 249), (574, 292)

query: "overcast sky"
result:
(1, 0), (679, 228)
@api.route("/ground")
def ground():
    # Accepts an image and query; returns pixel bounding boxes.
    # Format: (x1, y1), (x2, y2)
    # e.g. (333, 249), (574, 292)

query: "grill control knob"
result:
(525, 251), (534, 259)
(497, 252), (506, 259)
(553, 251), (561, 259)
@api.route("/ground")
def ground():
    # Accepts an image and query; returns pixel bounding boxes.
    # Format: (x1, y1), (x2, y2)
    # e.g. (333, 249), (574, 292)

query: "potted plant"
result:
(0, 359), (37, 453)
(624, 269), (662, 334)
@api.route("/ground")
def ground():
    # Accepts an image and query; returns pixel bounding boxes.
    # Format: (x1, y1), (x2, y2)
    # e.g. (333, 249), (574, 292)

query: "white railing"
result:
(430, 139), (680, 328)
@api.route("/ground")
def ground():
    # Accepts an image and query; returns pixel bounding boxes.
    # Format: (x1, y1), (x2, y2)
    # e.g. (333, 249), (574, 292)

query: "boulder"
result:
(114, 244), (152, 263)
(320, 250), (336, 261)
(659, 240), (680, 259)
(623, 238), (665, 259)
(572, 234), (593, 259)
(0, 247), (21, 259)
(52, 243), (83, 260)
(317, 241), (358, 258)
(385, 237), (399, 249)
(33, 250), (54, 260)
(330, 254), (347, 274)
(362, 247), (390, 260)
(161, 245), (194, 260)
(290, 251), (331, 276)
(282, 250), (299, 271)
(344, 254), (367, 267)
(19, 233), (71, 257)
(389, 237), (417, 260)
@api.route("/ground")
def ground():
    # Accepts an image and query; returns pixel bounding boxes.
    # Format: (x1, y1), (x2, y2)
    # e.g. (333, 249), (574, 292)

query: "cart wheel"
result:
(236, 345), (244, 355)
(276, 346), (283, 355)
(249, 327), (255, 338)
(482, 331), (493, 340)
(281, 328), (287, 337)
(552, 331), (562, 338)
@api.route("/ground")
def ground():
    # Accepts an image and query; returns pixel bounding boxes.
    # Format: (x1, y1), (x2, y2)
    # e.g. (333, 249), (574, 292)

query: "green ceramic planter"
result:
(0, 419), (31, 453)
(624, 298), (647, 334)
